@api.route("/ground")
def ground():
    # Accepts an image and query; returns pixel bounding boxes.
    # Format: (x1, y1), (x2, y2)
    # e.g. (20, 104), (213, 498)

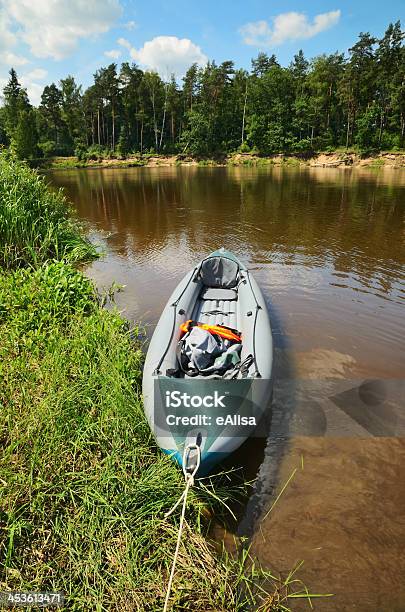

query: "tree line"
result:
(0, 21), (404, 160)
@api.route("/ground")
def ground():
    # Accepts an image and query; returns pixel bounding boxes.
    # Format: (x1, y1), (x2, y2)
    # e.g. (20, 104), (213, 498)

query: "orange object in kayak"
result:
(180, 319), (241, 342)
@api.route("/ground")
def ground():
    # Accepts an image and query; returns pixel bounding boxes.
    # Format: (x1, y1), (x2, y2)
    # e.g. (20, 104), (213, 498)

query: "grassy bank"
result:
(0, 153), (97, 269)
(30, 149), (405, 171)
(0, 154), (311, 609)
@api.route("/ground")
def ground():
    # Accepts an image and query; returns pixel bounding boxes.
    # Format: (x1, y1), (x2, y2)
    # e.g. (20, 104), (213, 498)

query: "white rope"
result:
(163, 444), (201, 612)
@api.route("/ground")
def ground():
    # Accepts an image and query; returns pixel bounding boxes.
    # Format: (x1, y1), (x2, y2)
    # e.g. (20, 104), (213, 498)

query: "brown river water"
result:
(46, 166), (405, 611)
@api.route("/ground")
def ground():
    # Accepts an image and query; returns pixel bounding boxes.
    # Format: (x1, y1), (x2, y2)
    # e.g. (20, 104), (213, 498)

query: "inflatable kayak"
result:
(142, 248), (273, 474)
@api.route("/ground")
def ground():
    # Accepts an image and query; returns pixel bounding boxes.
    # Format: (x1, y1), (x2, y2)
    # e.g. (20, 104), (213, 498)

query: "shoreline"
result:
(34, 150), (405, 171)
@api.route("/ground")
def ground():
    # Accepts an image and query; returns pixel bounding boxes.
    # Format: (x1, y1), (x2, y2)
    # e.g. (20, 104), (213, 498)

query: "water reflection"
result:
(49, 167), (405, 280)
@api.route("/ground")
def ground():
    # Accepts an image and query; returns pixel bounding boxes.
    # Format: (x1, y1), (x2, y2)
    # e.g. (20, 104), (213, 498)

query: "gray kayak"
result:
(142, 248), (273, 474)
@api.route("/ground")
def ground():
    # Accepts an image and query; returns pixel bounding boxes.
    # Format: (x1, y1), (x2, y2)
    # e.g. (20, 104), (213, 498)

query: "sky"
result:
(0, 0), (404, 106)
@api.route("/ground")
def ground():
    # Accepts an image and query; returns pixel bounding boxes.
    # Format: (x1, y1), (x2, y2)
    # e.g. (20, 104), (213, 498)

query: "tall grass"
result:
(0, 151), (97, 269)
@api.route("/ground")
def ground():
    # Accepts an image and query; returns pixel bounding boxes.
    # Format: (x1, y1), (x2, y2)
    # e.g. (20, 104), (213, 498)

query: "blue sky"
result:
(0, 0), (403, 105)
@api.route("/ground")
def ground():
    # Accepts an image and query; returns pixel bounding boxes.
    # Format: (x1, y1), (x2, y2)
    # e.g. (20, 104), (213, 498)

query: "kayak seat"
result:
(192, 290), (238, 328)
(193, 257), (240, 328)
(200, 287), (237, 301)
(200, 256), (239, 289)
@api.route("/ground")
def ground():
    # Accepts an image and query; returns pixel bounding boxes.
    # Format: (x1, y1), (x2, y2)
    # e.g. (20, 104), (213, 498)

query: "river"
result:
(46, 165), (405, 611)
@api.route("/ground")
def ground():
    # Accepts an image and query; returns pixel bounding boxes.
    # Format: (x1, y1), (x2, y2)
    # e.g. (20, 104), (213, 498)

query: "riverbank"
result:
(32, 150), (405, 170)
(0, 153), (309, 610)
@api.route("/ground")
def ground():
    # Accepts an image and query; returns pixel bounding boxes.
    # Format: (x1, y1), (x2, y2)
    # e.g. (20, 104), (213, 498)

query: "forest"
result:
(0, 21), (404, 160)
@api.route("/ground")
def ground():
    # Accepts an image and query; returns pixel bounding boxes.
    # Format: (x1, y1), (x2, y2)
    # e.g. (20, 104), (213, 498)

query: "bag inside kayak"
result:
(177, 323), (242, 377)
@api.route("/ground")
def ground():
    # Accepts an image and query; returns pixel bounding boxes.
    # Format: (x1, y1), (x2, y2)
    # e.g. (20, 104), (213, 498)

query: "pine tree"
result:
(375, 22), (404, 147)
(2, 69), (30, 138)
(251, 52), (279, 76)
(117, 124), (131, 157)
(119, 62), (143, 150)
(12, 110), (39, 159)
(39, 84), (65, 152)
(60, 76), (84, 151)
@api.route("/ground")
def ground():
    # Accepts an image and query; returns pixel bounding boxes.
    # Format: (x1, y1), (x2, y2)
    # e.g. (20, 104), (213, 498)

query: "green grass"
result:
(281, 157), (301, 167)
(367, 157), (386, 167)
(0, 151), (97, 269)
(197, 159), (218, 167)
(31, 156), (149, 170)
(0, 155), (318, 610)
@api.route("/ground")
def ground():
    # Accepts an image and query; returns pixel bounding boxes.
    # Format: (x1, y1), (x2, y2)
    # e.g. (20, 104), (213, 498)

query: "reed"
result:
(0, 151), (97, 269)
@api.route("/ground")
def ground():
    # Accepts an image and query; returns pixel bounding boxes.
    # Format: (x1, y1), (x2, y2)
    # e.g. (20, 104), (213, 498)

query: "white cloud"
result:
(104, 49), (121, 59)
(0, 8), (29, 68)
(23, 81), (43, 106)
(18, 67), (48, 106)
(2, 51), (29, 67)
(118, 37), (132, 50)
(240, 10), (341, 47)
(0, 10), (16, 52)
(0, 4), (46, 107)
(240, 21), (270, 46)
(124, 20), (137, 30)
(128, 36), (207, 77)
(6, 0), (123, 60)
(25, 68), (48, 81)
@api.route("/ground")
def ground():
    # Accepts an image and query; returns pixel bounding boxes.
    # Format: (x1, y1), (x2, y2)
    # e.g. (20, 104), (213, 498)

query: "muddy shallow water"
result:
(46, 165), (405, 610)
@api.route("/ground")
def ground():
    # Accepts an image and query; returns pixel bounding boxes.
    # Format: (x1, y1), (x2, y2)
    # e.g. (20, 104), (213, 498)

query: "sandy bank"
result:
(39, 150), (405, 170)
